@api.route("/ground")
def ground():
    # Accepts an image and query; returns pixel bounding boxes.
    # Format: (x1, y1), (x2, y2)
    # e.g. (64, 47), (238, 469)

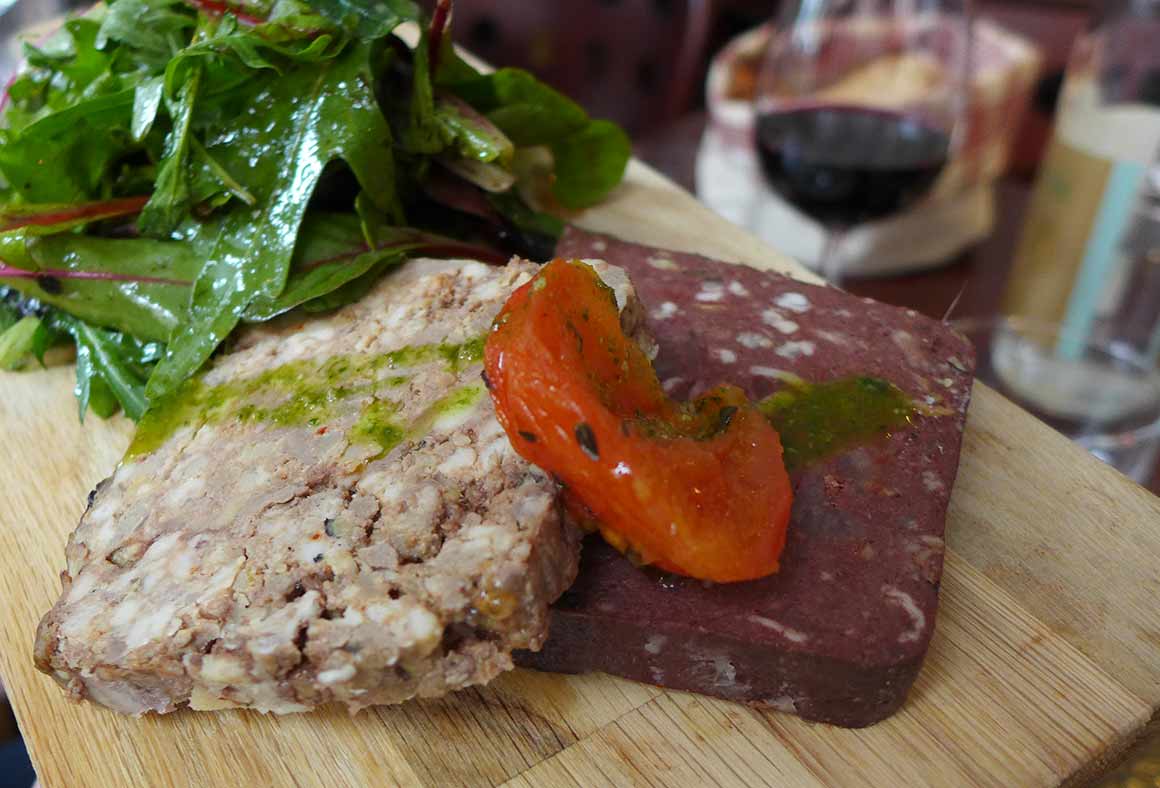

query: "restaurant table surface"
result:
(634, 111), (1160, 498)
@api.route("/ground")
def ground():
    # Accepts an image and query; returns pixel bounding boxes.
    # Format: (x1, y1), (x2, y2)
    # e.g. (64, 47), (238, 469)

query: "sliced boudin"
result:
(34, 258), (592, 715)
(518, 229), (977, 728)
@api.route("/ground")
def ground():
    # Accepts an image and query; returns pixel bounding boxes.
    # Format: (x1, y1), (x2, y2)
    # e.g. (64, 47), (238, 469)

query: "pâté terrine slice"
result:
(518, 229), (976, 728)
(35, 258), (587, 715)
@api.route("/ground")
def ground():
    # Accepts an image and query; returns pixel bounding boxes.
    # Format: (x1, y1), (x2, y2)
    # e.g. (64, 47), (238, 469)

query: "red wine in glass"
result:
(755, 105), (951, 226)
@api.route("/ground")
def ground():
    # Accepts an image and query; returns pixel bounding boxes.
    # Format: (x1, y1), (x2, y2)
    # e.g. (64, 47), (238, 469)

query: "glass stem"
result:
(819, 226), (846, 287)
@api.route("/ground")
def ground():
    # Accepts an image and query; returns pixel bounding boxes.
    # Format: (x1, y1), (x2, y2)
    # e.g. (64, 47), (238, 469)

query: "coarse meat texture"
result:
(34, 258), (593, 716)
(516, 228), (976, 728)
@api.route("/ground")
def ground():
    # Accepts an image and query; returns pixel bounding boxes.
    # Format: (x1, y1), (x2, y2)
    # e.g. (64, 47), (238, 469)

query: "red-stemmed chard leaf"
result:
(0, 262), (189, 286)
(244, 215), (508, 322)
(0, 233), (202, 341)
(0, 195), (151, 235)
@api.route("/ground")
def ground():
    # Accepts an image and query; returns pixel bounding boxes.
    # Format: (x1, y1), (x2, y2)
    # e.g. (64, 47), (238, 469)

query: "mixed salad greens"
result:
(0, 0), (630, 420)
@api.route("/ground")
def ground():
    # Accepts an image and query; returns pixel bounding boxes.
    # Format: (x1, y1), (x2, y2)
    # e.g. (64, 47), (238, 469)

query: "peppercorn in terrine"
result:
(34, 258), (602, 715)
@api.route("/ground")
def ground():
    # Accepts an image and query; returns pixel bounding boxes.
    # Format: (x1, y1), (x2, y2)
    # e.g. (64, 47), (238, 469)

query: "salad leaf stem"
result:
(427, 0), (451, 78)
(191, 137), (256, 206)
(0, 196), (151, 235)
(0, 263), (190, 286)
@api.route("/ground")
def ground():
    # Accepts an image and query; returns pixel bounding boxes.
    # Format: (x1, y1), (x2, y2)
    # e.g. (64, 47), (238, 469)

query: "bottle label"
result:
(1004, 135), (1145, 356)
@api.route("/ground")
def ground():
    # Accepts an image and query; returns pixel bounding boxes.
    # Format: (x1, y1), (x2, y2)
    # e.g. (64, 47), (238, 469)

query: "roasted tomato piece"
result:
(484, 259), (793, 583)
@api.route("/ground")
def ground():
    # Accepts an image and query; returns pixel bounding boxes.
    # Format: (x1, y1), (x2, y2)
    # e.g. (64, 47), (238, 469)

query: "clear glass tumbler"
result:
(956, 316), (1160, 483)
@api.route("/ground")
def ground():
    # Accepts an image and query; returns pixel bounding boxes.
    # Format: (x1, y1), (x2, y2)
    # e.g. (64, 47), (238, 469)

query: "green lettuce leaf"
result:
(445, 68), (630, 208)
(53, 313), (161, 420)
(145, 41), (395, 400)
(0, 232), (197, 341)
(243, 214), (408, 320)
(449, 68), (588, 146)
(307, 0), (418, 40)
(550, 120), (631, 210)
(0, 88), (137, 203)
(138, 66), (202, 236)
(0, 315), (42, 369)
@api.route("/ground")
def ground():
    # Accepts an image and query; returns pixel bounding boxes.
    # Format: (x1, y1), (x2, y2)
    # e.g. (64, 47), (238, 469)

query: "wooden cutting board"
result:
(3, 160), (1160, 788)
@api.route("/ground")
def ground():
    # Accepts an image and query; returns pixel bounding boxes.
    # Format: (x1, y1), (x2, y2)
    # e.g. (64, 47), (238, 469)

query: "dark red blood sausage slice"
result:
(515, 227), (976, 728)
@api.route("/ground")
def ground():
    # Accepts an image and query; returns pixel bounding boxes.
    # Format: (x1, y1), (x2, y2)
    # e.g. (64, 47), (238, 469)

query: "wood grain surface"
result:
(3, 160), (1160, 787)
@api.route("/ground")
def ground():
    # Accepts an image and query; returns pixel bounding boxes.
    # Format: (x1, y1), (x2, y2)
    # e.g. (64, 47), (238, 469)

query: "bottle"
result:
(1003, 0), (1160, 361)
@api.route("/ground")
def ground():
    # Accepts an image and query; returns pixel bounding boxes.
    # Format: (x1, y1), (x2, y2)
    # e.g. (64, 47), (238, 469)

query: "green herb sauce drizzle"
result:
(758, 376), (916, 472)
(127, 335), (486, 458)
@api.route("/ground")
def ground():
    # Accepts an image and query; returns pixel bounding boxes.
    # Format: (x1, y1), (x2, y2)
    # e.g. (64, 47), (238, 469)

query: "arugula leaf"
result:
(72, 336), (100, 420)
(88, 375), (120, 419)
(131, 76), (166, 141)
(307, 0), (418, 40)
(550, 120), (631, 210)
(394, 30), (443, 155)
(55, 314), (156, 420)
(243, 214), (409, 320)
(433, 50), (477, 86)
(27, 19), (114, 93)
(0, 287), (67, 366)
(96, 0), (198, 72)
(450, 68), (588, 147)
(139, 66), (202, 236)
(190, 137), (257, 206)
(244, 213), (502, 320)
(436, 95), (512, 164)
(446, 68), (630, 208)
(0, 298), (17, 333)
(0, 8), (170, 203)
(386, 44), (516, 192)
(0, 232), (197, 341)
(3, 14), (122, 133)
(0, 315), (41, 369)
(0, 88), (137, 202)
(163, 11), (344, 93)
(299, 259), (391, 313)
(29, 317), (63, 366)
(146, 41), (395, 400)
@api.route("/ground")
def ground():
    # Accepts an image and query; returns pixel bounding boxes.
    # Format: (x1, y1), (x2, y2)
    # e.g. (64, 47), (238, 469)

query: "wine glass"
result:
(753, 0), (971, 285)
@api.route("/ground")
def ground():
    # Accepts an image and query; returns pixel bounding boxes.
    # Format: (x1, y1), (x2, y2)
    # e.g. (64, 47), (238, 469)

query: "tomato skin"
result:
(485, 260), (793, 583)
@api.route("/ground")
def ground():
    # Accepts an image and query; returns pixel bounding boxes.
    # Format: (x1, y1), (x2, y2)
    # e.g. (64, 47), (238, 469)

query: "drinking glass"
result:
(753, 0), (971, 284)
(956, 316), (1160, 484)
